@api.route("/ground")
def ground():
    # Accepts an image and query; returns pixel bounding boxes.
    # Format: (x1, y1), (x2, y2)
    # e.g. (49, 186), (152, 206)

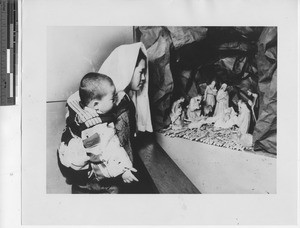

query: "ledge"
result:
(156, 132), (276, 194)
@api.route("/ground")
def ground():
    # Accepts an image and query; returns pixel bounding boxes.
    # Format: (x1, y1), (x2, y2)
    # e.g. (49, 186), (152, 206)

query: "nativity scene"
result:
(136, 26), (277, 155)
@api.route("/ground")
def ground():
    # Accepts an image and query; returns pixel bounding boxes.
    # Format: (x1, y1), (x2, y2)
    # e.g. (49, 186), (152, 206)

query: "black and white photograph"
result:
(2, 0), (296, 226)
(47, 26), (277, 194)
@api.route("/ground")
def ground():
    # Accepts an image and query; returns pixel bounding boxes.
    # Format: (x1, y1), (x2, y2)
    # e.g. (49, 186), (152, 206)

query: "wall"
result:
(46, 26), (133, 193)
(47, 26), (133, 101)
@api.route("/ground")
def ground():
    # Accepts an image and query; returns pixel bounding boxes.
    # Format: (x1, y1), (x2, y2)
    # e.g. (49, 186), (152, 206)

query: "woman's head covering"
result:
(99, 42), (153, 132)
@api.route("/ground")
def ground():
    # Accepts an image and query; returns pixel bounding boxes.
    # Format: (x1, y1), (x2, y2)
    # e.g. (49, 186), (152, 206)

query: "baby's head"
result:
(79, 72), (116, 114)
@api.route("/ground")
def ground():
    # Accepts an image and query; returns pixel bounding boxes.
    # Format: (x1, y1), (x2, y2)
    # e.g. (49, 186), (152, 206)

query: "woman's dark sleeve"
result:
(115, 111), (134, 162)
(114, 96), (136, 162)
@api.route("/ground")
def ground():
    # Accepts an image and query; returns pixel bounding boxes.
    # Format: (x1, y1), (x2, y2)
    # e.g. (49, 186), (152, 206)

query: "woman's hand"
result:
(122, 168), (139, 183)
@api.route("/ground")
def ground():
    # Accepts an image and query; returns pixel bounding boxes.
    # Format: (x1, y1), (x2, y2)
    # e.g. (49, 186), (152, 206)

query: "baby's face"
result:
(89, 86), (116, 114)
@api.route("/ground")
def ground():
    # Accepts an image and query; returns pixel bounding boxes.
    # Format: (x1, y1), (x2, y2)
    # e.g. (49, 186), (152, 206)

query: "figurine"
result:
(213, 83), (229, 118)
(236, 99), (251, 134)
(204, 80), (217, 108)
(169, 97), (185, 129)
(186, 95), (202, 122)
(213, 100), (251, 134)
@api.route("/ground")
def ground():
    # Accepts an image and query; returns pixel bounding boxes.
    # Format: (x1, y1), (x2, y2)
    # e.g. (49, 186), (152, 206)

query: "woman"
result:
(204, 80), (217, 108)
(213, 83), (229, 118)
(65, 42), (153, 192)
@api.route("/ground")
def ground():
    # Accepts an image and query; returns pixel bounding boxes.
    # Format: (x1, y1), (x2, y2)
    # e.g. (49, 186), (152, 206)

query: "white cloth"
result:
(99, 42), (153, 132)
(58, 137), (90, 171)
(58, 123), (133, 178)
(82, 123), (133, 178)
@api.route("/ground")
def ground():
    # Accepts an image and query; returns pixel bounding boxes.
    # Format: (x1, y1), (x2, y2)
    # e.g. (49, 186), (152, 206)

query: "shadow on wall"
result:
(46, 26), (133, 193)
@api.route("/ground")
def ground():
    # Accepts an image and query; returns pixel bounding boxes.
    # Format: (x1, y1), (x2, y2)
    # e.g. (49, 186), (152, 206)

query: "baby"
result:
(59, 72), (138, 187)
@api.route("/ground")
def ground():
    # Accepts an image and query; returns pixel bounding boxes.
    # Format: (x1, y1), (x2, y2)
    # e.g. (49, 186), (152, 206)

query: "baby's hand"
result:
(122, 168), (139, 183)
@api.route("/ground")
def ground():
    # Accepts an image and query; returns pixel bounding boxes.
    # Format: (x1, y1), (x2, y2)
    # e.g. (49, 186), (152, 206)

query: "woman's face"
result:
(130, 59), (146, 91)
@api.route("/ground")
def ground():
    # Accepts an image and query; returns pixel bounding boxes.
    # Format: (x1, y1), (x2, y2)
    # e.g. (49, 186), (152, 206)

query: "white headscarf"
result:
(99, 42), (153, 132)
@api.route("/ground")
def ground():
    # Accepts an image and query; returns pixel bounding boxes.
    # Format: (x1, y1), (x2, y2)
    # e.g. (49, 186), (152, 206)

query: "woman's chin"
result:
(132, 85), (142, 91)
(138, 83), (145, 90)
